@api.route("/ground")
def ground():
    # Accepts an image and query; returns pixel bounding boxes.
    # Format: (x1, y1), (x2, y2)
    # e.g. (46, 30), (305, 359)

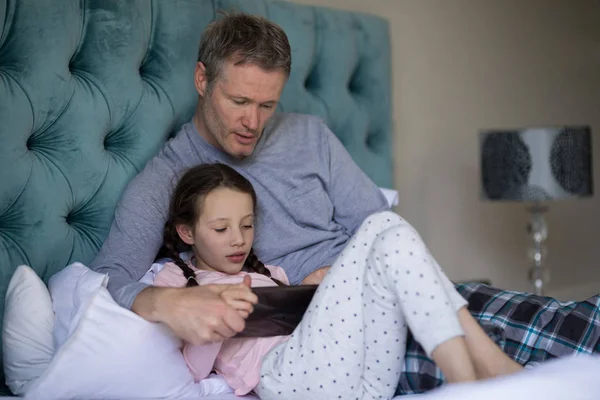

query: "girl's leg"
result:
(423, 244), (524, 378)
(258, 212), (405, 400)
(457, 309), (524, 379)
(258, 211), (475, 400)
(413, 229), (523, 379)
(365, 216), (476, 384)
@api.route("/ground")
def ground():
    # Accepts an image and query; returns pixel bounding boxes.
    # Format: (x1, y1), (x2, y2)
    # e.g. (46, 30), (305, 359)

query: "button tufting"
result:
(26, 136), (33, 150)
(348, 63), (363, 94)
(304, 68), (320, 92)
(366, 131), (382, 151)
(68, 57), (77, 74)
(348, 78), (361, 94)
(103, 132), (113, 151)
(103, 132), (121, 155)
(139, 63), (147, 79)
(352, 20), (363, 31)
(65, 210), (84, 229)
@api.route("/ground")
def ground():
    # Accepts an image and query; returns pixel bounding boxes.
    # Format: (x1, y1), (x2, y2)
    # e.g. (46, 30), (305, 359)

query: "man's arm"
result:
(89, 160), (172, 310)
(321, 121), (391, 235)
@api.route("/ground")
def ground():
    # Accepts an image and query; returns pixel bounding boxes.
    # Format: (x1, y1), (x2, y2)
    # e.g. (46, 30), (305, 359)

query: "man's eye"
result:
(232, 99), (246, 105)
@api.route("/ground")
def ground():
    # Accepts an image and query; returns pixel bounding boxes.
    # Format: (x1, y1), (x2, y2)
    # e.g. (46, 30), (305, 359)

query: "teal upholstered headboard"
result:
(0, 0), (392, 391)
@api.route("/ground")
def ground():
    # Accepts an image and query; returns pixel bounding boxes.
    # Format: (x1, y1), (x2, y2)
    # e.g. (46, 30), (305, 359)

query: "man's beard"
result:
(198, 96), (229, 151)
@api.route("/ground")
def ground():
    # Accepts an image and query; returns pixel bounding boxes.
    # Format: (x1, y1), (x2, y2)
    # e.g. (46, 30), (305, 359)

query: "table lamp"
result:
(479, 126), (593, 295)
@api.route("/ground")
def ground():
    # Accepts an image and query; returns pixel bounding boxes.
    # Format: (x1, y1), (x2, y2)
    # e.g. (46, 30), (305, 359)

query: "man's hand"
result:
(132, 281), (257, 345)
(301, 266), (330, 285)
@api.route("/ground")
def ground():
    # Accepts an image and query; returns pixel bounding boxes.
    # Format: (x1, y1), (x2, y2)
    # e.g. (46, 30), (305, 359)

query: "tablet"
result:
(234, 285), (318, 338)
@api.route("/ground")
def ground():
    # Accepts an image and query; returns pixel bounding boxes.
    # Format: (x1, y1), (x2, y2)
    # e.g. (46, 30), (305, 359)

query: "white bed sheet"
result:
(400, 354), (600, 400)
(0, 397), (258, 400)
(2, 354), (598, 400)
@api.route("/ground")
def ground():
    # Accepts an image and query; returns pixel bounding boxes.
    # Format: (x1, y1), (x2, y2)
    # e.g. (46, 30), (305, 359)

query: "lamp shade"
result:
(480, 126), (593, 202)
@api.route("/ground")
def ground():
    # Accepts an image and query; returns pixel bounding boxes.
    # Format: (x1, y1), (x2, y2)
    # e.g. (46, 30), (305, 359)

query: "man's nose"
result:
(242, 106), (259, 131)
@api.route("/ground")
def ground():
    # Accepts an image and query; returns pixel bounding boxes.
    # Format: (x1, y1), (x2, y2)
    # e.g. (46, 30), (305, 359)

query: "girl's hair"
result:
(156, 163), (285, 287)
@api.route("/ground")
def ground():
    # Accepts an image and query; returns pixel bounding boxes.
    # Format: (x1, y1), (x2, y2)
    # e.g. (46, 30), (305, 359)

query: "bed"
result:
(0, 0), (599, 399)
(0, 0), (391, 396)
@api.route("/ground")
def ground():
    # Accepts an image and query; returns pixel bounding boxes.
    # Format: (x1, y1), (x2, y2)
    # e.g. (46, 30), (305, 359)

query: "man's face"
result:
(194, 61), (287, 158)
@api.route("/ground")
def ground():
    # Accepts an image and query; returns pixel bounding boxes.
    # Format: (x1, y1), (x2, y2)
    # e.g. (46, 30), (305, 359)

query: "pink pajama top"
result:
(153, 261), (290, 396)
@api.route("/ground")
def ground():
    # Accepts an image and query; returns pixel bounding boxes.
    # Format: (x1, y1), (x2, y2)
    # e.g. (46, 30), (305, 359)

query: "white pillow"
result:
(23, 263), (226, 400)
(379, 187), (399, 207)
(47, 262), (109, 351)
(2, 265), (55, 395)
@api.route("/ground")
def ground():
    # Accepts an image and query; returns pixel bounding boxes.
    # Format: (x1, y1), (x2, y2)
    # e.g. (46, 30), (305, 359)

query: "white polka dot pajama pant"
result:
(257, 211), (469, 400)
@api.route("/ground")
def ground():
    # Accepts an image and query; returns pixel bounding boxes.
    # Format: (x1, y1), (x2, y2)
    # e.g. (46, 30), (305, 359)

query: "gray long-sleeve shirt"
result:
(90, 112), (390, 309)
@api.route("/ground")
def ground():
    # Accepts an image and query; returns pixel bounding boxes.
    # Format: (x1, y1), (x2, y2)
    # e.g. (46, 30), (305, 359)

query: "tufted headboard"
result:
(0, 0), (392, 391)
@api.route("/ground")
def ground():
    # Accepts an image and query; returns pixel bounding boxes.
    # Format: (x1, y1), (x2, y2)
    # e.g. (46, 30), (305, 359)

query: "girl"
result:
(154, 163), (521, 400)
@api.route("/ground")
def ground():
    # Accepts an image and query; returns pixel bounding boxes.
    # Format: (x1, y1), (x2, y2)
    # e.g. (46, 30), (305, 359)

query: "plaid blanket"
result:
(396, 283), (600, 395)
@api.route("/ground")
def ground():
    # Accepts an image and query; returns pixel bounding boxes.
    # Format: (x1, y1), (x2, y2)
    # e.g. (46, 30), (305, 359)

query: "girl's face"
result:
(176, 187), (255, 274)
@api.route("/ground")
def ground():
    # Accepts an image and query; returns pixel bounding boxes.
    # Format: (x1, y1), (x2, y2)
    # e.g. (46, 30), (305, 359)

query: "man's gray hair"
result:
(198, 12), (292, 91)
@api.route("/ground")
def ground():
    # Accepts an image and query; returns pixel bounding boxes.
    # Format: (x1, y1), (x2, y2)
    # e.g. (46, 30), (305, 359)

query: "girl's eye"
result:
(242, 225), (254, 229)
(214, 228), (227, 233)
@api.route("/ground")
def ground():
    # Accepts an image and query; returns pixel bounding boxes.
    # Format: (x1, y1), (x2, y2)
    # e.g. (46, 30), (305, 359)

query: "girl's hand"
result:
(219, 275), (257, 318)
(135, 283), (253, 345)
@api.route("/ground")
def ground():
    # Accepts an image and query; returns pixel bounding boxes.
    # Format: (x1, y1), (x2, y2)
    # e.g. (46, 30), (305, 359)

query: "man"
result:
(91, 11), (600, 395)
(91, 12), (388, 346)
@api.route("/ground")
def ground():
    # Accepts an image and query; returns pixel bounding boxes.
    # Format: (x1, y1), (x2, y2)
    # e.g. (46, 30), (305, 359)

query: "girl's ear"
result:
(176, 224), (195, 245)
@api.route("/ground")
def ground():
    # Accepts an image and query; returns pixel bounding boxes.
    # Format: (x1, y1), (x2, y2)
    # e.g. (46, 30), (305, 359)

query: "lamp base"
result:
(526, 203), (549, 296)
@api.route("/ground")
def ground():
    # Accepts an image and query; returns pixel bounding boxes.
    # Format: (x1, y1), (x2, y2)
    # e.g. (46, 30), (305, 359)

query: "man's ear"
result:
(194, 62), (208, 97)
(176, 224), (195, 245)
